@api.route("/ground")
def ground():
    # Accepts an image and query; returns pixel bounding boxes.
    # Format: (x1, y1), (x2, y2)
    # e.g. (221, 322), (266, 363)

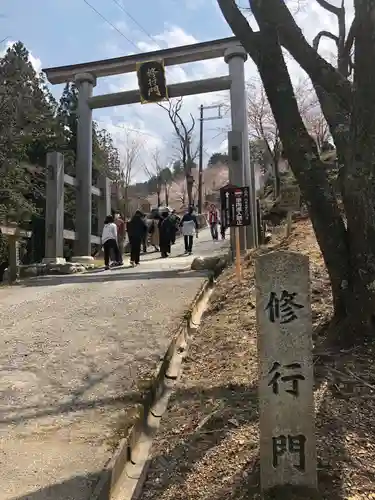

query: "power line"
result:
(81, 0), (150, 126)
(110, 0), (165, 49)
(83, 0), (140, 52)
(109, 0), (179, 87)
(110, 123), (161, 139)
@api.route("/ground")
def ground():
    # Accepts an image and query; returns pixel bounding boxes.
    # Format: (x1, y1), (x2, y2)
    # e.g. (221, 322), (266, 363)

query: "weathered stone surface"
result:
(255, 250), (317, 491)
(46, 263), (86, 275)
(4, 261), (96, 282)
(20, 264), (47, 278)
(190, 253), (230, 273)
(42, 257), (66, 265)
(71, 255), (94, 264)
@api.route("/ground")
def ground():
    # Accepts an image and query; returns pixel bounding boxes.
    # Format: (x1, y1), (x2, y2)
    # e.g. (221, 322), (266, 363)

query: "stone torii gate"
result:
(43, 37), (258, 257)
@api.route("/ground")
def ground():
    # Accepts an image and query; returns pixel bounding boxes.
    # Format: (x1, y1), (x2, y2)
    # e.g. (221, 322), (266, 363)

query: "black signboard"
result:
(136, 60), (168, 104)
(220, 184), (251, 228)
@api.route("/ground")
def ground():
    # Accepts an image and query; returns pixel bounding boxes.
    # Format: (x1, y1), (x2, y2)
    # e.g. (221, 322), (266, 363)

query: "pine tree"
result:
(0, 41), (122, 267)
(0, 41), (63, 223)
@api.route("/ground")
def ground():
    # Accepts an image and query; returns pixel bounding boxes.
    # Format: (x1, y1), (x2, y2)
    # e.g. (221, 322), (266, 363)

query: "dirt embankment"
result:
(139, 220), (375, 500)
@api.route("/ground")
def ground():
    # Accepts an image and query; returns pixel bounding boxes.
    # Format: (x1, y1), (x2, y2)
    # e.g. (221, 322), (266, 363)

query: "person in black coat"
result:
(127, 210), (147, 266)
(169, 209), (180, 245)
(141, 214), (149, 253)
(158, 210), (174, 258)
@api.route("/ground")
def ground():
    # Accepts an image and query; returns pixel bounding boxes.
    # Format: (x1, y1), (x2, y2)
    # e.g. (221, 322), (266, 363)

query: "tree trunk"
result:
(253, 13), (350, 318)
(186, 174), (193, 207)
(273, 147), (281, 199)
(123, 185), (129, 218)
(218, 0), (375, 344)
(339, 1), (375, 333)
(157, 191), (161, 207)
(164, 183), (169, 206)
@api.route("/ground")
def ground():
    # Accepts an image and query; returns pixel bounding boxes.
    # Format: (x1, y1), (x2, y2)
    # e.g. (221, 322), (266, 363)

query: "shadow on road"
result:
(0, 389), (142, 426)
(14, 471), (103, 500)
(22, 268), (208, 288)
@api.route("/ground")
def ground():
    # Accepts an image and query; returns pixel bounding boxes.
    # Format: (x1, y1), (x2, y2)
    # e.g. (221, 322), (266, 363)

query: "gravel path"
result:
(0, 230), (229, 500)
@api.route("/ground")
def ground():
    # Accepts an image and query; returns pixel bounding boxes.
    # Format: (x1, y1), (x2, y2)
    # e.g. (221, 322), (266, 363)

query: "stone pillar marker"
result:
(44, 151), (65, 263)
(74, 72), (97, 257)
(255, 250), (317, 491)
(224, 45), (258, 249)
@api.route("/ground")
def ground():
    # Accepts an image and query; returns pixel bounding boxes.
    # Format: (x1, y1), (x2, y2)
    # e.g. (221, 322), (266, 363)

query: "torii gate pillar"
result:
(74, 72), (97, 257)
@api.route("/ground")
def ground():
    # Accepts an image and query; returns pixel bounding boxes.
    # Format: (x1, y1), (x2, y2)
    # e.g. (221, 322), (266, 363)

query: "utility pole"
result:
(198, 105), (204, 214)
(197, 104), (223, 214)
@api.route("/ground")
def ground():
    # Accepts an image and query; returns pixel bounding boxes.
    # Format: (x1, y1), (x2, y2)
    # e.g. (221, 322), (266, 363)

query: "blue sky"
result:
(1, 0), (351, 181)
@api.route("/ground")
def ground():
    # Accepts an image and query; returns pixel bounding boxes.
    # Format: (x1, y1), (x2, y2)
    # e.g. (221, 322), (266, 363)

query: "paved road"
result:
(0, 229), (229, 500)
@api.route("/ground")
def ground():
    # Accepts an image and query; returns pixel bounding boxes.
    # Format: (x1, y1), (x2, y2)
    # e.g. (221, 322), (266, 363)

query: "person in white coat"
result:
(101, 215), (122, 270)
(179, 206), (199, 255)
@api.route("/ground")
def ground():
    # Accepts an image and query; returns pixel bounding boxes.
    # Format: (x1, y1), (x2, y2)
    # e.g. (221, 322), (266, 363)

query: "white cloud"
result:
(114, 20), (128, 33)
(1, 40), (42, 73)
(181, 0), (205, 11)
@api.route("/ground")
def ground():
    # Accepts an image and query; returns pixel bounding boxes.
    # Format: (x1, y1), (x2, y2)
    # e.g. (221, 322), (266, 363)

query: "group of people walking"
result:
(101, 207), (200, 270)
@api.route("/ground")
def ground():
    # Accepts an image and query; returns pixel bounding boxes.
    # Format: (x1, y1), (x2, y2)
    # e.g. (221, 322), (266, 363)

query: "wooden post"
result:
(286, 211), (293, 238)
(235, 226), (242, 281)
(255, 250), (317, 492)
(8, 233), (20, 283)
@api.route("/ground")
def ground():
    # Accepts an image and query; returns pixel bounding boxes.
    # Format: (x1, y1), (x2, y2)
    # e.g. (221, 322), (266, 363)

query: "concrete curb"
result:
(89, 276), (215, 500)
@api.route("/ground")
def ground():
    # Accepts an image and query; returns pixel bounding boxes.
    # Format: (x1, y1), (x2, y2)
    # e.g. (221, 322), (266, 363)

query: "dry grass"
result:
(139, 219), (375, 500)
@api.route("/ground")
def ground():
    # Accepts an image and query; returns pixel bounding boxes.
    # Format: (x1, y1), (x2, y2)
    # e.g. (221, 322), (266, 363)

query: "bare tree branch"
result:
(117, 129), (143, 217)
(159, 97), (197, 206)
(315, 0), (341, 16)
(313, 30), (339, 51)
(254, 0), (352, 109)
(143, 148), (165, 206)
(313, 0), (348, 76)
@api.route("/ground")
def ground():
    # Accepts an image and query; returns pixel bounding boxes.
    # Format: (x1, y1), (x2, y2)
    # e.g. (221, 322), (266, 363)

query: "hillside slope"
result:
(147, 163), (229, 212)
